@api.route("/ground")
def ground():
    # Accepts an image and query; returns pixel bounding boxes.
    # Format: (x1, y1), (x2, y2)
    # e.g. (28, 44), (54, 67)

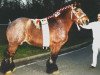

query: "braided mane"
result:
(47, 5), (71, 19)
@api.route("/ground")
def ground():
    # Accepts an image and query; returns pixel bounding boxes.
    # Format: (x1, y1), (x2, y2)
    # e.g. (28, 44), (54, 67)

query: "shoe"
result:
(89, 66), (96, 69)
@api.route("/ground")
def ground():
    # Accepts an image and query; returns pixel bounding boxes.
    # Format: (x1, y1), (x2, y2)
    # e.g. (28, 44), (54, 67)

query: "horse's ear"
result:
(73, 2), (81, 7)
(73, 2), (77, 7)
(70, 4), (76, 10)
(71, 4), (75, 8)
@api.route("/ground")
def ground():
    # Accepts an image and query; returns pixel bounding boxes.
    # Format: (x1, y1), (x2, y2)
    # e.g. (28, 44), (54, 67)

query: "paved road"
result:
(1, 45), (100, 75)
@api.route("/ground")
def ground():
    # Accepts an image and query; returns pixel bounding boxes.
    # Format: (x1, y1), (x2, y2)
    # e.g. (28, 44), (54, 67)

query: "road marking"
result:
(59, 46), (88, 56)
(16, 45), (90, 69)
(0, 24), (8, 25)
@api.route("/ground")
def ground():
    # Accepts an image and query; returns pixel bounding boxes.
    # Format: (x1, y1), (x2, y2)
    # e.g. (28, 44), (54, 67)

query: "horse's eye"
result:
(76, 10), (79, 12)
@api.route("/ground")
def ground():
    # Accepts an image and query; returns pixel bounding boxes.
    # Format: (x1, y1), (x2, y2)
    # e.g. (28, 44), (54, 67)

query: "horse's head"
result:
(70, 4), (89, 30)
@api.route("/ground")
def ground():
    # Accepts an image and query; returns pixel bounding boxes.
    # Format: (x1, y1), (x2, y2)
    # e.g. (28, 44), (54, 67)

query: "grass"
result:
(15, 44), (49, 59)
(0, 44), (49, 61)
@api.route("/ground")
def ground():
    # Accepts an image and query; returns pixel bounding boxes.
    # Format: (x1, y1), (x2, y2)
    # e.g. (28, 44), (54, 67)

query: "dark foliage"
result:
(0, 0), (68, 23)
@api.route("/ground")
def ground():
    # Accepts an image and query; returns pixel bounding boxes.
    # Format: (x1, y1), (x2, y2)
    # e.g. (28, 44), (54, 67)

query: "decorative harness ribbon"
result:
(31, 18), (50, 49)
(40, 18), (50, 49)
(31, 19), (40, 29)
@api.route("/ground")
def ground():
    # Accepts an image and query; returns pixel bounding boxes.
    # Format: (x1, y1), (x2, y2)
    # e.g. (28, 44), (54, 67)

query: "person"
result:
(80, 12), (100, 68)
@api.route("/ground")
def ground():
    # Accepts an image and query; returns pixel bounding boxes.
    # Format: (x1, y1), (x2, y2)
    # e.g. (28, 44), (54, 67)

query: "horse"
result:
(1, 3), (89, 75)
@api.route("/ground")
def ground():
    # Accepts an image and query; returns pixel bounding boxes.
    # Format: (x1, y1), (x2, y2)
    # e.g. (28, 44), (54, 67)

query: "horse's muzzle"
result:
(82, 19), (89, 25)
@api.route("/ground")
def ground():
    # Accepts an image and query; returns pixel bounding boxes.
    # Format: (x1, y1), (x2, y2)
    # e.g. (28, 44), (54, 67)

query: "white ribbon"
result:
(40, 18), (50, 49)
(76, 24), (81, 31)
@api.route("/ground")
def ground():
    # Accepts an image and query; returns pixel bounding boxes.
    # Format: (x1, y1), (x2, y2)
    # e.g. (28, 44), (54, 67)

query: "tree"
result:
(43, 0), (54, 16)
(53, 0), (65, 11)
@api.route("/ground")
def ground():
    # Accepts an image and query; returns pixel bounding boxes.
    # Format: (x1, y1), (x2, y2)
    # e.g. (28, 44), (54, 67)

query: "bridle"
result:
(70, 6), (87, 30)
(71, 6), (86, 23)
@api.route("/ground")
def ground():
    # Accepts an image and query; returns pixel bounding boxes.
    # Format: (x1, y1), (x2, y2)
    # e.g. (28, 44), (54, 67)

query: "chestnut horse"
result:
(1, 4), (89, 74)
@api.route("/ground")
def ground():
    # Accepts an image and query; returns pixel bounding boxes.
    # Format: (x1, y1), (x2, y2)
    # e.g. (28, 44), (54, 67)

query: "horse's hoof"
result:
(12, 68), (16, 72)
(5, 71), (12, 75)
(52, 70), (60, 75)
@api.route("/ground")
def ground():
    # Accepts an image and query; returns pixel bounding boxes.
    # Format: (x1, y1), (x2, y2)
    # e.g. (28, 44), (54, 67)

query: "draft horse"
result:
(1, 3), (89, 75)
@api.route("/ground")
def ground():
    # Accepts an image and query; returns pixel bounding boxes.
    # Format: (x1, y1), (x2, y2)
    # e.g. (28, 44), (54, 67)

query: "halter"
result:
(70, 6), (86, 31)
(71, 6), (86, 23)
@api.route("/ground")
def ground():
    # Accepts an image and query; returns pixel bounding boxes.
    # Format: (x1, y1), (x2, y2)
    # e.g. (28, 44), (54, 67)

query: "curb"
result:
(0, 41), (92, 65)
(14, 52), (50, 63)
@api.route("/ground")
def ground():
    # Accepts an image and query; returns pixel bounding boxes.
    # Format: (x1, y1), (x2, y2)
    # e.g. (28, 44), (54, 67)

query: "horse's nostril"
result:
(86, 20), (89, 25)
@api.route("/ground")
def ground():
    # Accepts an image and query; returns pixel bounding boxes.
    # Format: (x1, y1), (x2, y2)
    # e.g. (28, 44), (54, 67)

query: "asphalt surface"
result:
(1, 45), (100, 75)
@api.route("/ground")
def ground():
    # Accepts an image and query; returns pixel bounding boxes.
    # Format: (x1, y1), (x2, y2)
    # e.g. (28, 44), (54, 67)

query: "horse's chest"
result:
(58, 29), (66, 38)
(53, 28), (66, 41)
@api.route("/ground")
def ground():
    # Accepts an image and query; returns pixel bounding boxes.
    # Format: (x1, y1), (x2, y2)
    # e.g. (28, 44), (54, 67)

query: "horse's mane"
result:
(47, 2), (81, 20)
(47, 4), (71, 19)
(47, 3), (73, 24)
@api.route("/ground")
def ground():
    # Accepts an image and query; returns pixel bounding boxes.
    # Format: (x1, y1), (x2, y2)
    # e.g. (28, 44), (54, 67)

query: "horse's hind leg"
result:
(1, 43), (18, 74)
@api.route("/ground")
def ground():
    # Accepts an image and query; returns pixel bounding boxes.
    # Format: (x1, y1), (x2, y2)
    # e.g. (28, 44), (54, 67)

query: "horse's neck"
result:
(64, 13), (73, 33)
(48, 10), (73, 33)
(57, 9), (74, 33)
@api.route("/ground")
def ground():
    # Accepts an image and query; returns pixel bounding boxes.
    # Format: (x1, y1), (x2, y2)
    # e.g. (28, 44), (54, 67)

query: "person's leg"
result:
(91, 42), (99, 67)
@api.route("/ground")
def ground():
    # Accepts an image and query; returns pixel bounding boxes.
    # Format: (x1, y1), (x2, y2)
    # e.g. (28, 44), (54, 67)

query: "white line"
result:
(59, 45), (88, 56)
(0, 24), (8, 25)
(16, 45), (90, 69)
(16, 59), (47, 69)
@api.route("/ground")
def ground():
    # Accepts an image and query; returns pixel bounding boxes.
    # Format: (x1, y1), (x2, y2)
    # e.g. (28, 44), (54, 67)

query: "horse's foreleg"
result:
(46, 54), (59, 74)
(1, 43), (18, 74)
(46, 45), (61, 74)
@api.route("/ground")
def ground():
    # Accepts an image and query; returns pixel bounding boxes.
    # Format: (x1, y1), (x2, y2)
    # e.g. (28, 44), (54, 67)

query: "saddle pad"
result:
(40, 18), (50, 48)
